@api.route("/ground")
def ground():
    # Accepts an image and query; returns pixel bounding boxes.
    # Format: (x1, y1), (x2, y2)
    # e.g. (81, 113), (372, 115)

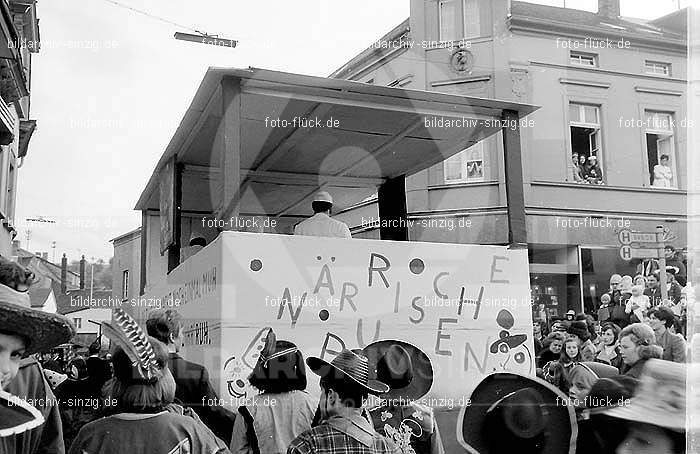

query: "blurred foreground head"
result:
(460, 372), (576, 454)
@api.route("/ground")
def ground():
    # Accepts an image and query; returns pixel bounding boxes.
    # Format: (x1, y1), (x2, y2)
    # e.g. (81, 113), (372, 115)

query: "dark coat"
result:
(620, 358), (650, 379)
(168, 353), (236, 443)
(1, 358), (65, 454)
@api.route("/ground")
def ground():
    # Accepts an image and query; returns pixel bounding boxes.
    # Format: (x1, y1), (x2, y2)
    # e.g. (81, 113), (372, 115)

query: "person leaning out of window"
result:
(569, 153), (584, 183)
(652, 154), (674, 188)
(581, 155), (603, 184)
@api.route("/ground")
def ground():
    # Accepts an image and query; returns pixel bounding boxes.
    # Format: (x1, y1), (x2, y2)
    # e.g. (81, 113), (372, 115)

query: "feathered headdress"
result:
(102, 308), (160, 382)
(256, 328), (298, 368)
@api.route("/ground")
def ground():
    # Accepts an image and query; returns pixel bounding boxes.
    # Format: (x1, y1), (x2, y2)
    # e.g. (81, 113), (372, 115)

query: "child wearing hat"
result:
(69, 309), (228, 454)
(364, 341), (444, 454)
(567, 321), (596, 362)
(230, 332), (316, 454)
(0, 267), (76, 453)
(288, 349), (400, 454)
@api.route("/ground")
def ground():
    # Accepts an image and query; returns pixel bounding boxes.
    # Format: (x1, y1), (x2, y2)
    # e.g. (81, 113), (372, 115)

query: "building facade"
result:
(331, 0), (688, 318)
(111, 227), (141, 310)
(0, 1), (40, 256)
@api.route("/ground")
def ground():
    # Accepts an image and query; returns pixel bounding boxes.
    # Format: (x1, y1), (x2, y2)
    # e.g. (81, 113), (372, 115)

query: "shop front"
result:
(527, 214), (686, 320)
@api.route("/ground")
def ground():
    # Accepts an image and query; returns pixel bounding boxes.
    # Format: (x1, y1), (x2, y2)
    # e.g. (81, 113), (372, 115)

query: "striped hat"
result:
(307, 349), (389, 394)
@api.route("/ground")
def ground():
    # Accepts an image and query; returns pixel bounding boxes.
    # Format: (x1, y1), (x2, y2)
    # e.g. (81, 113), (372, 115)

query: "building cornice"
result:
(329, 19), (410, 80)
(508, 16), (686, 54)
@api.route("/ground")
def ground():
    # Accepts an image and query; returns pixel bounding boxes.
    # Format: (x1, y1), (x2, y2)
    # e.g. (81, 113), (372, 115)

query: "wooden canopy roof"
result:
(135, 67), (537, 219)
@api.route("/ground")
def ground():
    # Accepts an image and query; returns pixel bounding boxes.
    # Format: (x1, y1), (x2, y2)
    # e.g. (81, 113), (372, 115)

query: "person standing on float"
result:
(293, 191), (351, 238)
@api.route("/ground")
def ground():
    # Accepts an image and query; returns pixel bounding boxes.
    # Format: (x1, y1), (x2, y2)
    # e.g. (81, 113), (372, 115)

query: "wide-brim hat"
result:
(307, 349), (389, 394)
(458, 372), (577, 454)
(0, 285), (75, 355)
(603, 359), (693, 430)
(363, 340), (433, 401)
(0, 389), (45, 437)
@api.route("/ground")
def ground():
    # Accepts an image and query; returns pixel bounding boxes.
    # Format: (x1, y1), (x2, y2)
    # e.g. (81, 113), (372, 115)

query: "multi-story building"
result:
(110, 227), (141, 309)
(0, 0), (40, 256)
(331, 0), (688, 316)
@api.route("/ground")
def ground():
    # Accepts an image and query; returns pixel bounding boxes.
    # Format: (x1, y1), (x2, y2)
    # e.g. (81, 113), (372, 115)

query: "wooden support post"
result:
(378, 176), (408, 241)
(219, 77), (242, 225)
(657, 225), (668, 303)
(140, 211), (147, 295)
(501, 109), (527, 246)
(167, 163), (183, 273)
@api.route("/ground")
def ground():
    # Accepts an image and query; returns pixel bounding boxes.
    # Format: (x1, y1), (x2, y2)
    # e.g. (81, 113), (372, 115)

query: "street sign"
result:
(619, 245), (662, 261)
(618, 229), (659, 245)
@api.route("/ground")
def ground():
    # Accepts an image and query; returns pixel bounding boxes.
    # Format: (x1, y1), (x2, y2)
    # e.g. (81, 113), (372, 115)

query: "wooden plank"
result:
(243, 85), (499, 120)
(219, 77), (242, 224)
(502, 110), (527, 246)
(274, 119), (422, 217)
(182, 165), (384, 187)
(235, 68), (538, 114)
(178, 86), (221, 161)
(335, 118), (423, 177)
(255, 102), (336, 172)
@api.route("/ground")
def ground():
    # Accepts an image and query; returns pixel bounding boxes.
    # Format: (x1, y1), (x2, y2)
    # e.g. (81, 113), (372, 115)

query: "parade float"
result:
(134, 67), (538, 451)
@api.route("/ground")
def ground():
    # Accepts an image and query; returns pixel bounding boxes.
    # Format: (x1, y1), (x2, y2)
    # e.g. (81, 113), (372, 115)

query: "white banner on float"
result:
(145, 231), (533, 409)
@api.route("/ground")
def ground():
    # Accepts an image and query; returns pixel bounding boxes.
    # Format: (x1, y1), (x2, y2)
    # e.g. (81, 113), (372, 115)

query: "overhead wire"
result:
(99, 0), (212, 36)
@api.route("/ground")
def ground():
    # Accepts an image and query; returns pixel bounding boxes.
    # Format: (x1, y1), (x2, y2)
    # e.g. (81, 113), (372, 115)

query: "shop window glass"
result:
(568, 103), (603, 185)
(580, 247), (637, 313)
(645, 111), (677, 189)
(530, 274), (581, 321)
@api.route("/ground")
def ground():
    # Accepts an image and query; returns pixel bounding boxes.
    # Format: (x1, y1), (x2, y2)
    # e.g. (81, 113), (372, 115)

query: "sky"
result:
(15, 0), (692, 262)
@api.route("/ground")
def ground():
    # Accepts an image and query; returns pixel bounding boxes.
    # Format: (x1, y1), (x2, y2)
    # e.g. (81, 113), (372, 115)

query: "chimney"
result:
(598, 0), (620, 18)
(61, 254), (67, 294)
(11, 240), (19, 255)
(80, 255), (86, 290)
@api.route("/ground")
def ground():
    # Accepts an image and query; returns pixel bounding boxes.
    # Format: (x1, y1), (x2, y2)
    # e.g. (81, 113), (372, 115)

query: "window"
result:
(122, 270), (129, 300)
(439, 0), (460, 41)
(645, 111), (677, 188)
(438, 0), (480, 41)
(444, 142), (484, 183)
(645, 60), (671, 77)
(463, 0), (480, 39)
(570, 52), (598, 67)
(568, 103), (603, 184)
(73, 318), (82, 329)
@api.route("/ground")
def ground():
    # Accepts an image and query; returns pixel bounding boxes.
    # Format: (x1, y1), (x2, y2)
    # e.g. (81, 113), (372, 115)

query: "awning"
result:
(135, 67), (538, 218)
